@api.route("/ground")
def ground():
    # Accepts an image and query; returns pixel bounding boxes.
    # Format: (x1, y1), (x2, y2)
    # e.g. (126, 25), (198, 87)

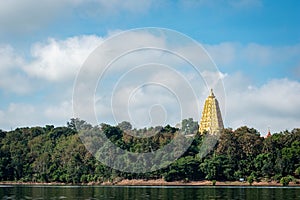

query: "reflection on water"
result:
(0, 185), (300, 200)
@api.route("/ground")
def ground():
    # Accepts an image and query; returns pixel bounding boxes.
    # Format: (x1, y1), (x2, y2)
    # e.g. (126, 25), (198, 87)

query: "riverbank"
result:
(1, 179), (300, 186)
(113, 179), (300, 186)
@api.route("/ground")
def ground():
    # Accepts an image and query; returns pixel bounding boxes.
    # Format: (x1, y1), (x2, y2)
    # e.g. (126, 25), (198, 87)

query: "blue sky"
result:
(0, 0), (300, 134)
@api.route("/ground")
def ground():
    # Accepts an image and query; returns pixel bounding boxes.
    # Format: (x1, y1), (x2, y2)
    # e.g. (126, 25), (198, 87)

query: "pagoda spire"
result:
(266, 128), (271, 138)
(209, 88), (215, 97)
(199, 89), (224, 135)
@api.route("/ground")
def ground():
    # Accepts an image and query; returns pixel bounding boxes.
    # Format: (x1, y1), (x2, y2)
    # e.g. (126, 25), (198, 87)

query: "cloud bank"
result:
(0, 31), (299, 135)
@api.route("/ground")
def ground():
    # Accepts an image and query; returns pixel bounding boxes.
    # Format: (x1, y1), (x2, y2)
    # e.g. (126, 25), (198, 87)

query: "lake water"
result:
(1, 185), (300, 200)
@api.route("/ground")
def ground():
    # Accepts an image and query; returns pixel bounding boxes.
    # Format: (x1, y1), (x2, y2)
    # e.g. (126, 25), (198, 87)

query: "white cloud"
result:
(204, 42), (238, 66)
(205, 42), (300, 70)
(0, 101), (73, 130)
(2, 71), (299, 135)
(105, 66), (204, 128)
(0, 35), (105, 94)
(0, 45), (22, 70)
(44, 100), (73, 122)
(0, 103), (37, 129)
(224, 75), (300, 134)
(0, 45), (33, 94)
(0, 35), (104, 129)
(24, 35), (103, 81)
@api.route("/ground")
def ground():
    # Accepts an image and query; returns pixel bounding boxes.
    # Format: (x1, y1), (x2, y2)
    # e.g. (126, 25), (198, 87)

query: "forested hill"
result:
(0, 119), (299, 185)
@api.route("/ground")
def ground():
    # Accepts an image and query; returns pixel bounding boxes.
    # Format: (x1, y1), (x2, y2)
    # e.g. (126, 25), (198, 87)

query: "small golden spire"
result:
(210, 88), (215, 97)
(266, 127), (271, 138)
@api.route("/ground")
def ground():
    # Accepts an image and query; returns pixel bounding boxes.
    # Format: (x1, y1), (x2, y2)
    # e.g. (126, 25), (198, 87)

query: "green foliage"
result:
(280, 176), (290, 186)
(0, 120), (299, 184)
(273, 174), (282, 183)
(295, 166), (300, 178)
(117, 121), (132, 131)
(200, 155), (234, 181)
(247, 175), (254, 185)
(181, 118), (199, 135)
(212, 180), (216, 186)
(163, 156), (203, 182)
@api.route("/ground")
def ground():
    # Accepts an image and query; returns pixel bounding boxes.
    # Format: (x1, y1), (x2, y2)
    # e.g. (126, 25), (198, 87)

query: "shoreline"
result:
(1, 179), (300, 187)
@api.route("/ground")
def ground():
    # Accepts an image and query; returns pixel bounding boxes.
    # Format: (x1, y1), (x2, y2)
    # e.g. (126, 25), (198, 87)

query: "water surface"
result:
(1, 185), (300, 200)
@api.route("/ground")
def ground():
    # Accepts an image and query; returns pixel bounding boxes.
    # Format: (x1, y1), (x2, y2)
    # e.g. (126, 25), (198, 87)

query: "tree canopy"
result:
(0, 119), (299, 184)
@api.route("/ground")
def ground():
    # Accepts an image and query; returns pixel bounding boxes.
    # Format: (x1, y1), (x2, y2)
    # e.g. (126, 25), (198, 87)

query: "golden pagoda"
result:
(199, 89), (224, 135)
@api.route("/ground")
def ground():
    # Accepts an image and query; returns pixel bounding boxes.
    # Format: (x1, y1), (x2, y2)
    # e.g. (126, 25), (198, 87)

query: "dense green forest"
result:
(0, 118), (299, 185)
